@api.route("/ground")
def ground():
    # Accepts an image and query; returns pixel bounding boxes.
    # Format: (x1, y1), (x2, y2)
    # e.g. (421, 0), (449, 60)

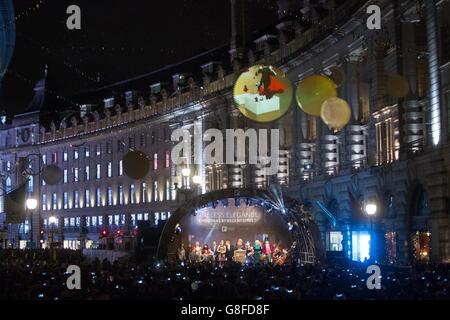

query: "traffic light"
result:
(115, 229), (122, 237)
(100, 229), (109, 238)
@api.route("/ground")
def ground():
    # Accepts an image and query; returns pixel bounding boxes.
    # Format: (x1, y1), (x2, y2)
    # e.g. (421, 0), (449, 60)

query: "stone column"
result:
(425, 0), (442, 146)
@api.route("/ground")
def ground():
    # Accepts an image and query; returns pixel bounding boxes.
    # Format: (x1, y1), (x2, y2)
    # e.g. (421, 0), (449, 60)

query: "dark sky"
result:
(0, 0), (278, 116)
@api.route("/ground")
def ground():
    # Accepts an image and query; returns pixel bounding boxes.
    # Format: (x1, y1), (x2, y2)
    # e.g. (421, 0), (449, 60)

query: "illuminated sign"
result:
(195, 207), (262, 226)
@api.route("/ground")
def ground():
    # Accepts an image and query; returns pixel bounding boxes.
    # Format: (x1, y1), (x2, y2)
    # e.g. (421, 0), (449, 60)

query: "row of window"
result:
(41, 153), (170, 186)
(43, 212), (171, 228)
(45, 132), (170, 164)
(41, 180), (174, 211)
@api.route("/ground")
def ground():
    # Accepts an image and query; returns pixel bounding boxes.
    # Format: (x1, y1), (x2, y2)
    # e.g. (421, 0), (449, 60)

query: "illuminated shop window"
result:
(328, 231), (343, 251)
(352, 231), (371, 262)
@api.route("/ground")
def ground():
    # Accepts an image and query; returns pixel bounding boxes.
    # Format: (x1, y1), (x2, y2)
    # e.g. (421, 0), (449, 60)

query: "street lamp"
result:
(26, 198), (38, 210)
(365, 202), (377, 261)
(26, 198), (38, 248)
(365, 203), (377, 216)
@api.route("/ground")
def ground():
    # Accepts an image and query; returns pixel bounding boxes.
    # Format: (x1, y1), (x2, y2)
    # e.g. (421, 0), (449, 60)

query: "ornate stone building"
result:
(1, 0), (449, 263)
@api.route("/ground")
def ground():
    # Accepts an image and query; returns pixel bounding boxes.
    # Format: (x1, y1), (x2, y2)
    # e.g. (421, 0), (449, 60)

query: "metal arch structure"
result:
(0, 0), (15, 84)
(156, 188), (324, 264)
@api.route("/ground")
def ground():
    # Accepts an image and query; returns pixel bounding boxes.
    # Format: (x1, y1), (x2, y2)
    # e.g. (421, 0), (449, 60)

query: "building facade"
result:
(1, 0), (450, 263)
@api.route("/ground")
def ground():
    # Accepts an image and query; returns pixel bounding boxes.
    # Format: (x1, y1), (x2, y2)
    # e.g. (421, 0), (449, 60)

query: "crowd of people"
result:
(177, 238), (290, 266)
(0, 249), (449, 300)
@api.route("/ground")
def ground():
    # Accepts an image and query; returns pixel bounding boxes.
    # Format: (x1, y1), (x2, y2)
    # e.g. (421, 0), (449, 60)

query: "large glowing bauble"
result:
(233, 64), (293, 123)
(296, 75), (337, 116)
(320, 97), (352, 132)
(387, 74), (410, 98)
(42, 165), (64, 185)
(123, 150), (150, 180)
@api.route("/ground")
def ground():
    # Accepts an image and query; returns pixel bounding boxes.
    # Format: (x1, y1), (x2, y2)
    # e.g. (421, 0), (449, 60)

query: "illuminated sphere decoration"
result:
(320, 97), (352, 132)
(41, 164), (63, 185)
(328, 66), (346, 88)
(123, 150), (150, 180)
(233, 64), (293, 123)
(296, 75), (337, 116)
(387, 74), (410, 98)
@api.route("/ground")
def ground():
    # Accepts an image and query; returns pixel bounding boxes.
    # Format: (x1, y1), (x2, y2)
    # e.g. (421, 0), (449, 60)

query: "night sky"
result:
(0, 0), (279, 116)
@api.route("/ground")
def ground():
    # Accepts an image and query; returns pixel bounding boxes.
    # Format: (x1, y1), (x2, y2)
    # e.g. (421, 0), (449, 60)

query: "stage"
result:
(157, 188), (323, 264)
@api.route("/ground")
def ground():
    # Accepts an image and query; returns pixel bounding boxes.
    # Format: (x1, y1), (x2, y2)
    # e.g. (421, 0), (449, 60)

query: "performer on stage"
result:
(245, 241), (253, 264)
(177, 242), (186, 263)
(262, 239), (275, 264)
(211, 241), (218, 263)
(217, 240), (227, 266)
(235, 238), (244, 250)
(212, 241), (218, 255)
(192, 241), (202, 263)
(225, 240), (234, 261)
(201, 244), (213, 263)
(253, 240), (262, 264)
